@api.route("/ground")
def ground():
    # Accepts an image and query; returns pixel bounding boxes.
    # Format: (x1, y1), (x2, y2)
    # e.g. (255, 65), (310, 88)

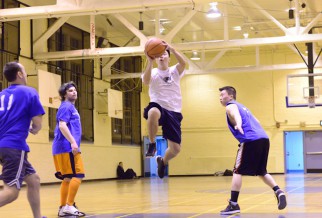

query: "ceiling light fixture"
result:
(243, 32), (249, 39)
(190, 51), (200, 60)
(97, 37), (109, 48)
(207, 2), (221, 18)
(288, 0), (294, 19)
(159, 22), (165, 34)
(301, 2), (306, 8)
(139, 12), (144, 30)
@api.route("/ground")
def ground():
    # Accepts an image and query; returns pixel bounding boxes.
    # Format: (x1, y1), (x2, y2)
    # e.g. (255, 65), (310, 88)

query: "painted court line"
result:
(115, 192), (206, 217)
(189, 176), (322, 217)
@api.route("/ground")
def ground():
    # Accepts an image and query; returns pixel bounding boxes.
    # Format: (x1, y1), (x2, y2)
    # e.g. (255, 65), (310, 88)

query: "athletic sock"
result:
(230, 190), (240, 203)
(273, 186), (280, 192)
(67, 178), (82, 206)
(60, 180), (70, 206)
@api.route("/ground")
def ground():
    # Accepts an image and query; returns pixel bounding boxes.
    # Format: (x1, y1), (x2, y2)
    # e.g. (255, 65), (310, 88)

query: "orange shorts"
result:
(53, 152), (85, 180)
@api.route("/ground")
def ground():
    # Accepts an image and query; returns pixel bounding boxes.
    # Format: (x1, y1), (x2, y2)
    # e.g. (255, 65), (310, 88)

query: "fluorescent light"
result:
(159, 22), (165, 34)
(207, 2), (221, 18)
(190, 51), (200, 60)
(243, 32), (249, 39)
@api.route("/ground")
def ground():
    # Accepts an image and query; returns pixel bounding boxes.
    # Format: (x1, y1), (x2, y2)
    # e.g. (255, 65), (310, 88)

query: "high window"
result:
(47, 20), (94, 141)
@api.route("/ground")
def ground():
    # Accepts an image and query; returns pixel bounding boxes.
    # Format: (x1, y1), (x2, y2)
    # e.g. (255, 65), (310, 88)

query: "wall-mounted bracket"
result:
(97, 89), (107, 95)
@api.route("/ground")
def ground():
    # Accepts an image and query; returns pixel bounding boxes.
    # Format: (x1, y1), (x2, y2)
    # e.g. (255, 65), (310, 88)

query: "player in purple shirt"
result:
(52, 81), (85, 217)
(219, 86), (287, 215)
(0, 62), (45, 218)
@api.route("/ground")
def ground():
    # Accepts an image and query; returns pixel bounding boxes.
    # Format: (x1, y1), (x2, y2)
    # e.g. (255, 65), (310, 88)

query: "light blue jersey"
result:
(52, 101), (82, 154)
(226, 101), (268, 143)
(0, 84), (45, 151)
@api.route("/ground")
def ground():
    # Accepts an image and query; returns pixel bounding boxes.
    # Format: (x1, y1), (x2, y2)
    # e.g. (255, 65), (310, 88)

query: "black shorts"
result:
(233, 138), (270, 176)
(0, 148), (36, 189)
(143, 102), (183, 144)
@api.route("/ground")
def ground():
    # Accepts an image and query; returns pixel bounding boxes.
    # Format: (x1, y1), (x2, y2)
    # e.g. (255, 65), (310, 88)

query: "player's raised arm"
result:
(167, 44), (186, 75)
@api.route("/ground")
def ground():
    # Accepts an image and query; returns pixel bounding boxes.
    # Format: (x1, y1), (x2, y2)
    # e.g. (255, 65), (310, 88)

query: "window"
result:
(47, 20), (94, 141)
(3, 21), (19, 54)
(0, 52), (17, 90)
(111, 56), (142, 145)
(0, 0), (20, 90)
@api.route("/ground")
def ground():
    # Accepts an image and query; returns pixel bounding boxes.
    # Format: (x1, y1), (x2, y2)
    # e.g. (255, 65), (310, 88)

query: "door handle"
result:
(306, 151), (322, 155)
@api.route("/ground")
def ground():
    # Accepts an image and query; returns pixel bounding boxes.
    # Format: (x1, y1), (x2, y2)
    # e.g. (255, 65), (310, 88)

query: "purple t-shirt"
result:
(0, 84), (45, 152)
(52, 101), (82, 154)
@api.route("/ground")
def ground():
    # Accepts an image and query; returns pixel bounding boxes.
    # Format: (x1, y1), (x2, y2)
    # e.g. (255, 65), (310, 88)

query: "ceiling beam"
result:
(204, 50), (227, 70)
(102, 56), (120, 78)
(33, 33), (322, 61)
(163, 6), (199, 42)
(301, 13), (322, 34)
(245, 0), (290, 35)
(0, 0), (193, 22)
(187, 63), (322, 75)
(104, 62), (322, 79)
(113, 13), (147, 46)
(33, 16), (69, 51)
(175, 33), (322, 51)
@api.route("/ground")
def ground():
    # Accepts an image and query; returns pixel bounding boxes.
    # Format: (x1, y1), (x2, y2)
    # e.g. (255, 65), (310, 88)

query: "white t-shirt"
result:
(147, 65), (184, 112)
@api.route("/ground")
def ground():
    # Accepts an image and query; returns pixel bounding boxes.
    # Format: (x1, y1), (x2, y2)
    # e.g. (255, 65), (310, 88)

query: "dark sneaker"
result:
(275, 189), (287, 210)
(220, 201), (240, 215)
(156, 156), (166, 179)
(145, 142), (156, 157)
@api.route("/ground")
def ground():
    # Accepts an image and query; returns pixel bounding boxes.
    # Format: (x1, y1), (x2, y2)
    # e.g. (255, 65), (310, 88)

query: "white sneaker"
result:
(58, 205), (66, 217)
(63, 204), (85, 217)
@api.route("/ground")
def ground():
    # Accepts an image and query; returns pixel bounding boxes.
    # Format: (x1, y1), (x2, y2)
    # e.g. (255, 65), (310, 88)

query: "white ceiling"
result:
(1, 0), (322, 78)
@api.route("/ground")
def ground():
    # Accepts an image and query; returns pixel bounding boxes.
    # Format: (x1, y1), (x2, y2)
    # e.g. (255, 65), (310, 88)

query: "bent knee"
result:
(1, 187), (19, 205)
(148, 108), (161, 119)
(10, 191), (19, 202)
(170, 143), (181, 155)
(25, 173), (41, 188)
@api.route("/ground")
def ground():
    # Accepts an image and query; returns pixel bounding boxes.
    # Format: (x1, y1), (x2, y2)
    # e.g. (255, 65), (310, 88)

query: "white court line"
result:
(116, 193), (211, 218)
(84, 176), (322, 218)
(188, 176), (322, 218)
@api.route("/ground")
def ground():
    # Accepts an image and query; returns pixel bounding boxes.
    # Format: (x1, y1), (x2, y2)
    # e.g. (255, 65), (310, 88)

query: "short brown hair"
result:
(3, 62), (23, 82)
(219, 86), (237, 99)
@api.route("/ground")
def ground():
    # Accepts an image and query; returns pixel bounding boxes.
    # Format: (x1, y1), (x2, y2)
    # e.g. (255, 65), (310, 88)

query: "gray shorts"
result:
(0, 147), (36, 189)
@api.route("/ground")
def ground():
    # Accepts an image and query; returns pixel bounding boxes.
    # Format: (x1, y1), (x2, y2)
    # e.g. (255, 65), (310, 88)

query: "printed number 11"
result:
(0, 94), (14, 111)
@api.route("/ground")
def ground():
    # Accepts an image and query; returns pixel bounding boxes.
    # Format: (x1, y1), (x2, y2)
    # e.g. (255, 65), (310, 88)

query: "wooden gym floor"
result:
(0, 173), (321, 218)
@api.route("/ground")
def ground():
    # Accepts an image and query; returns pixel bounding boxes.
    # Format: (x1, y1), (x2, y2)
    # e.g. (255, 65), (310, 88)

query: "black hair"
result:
(166, 49), (170, 57)
(3, 62), (23, 82)
(58, 81), (77, 101)
(219, 86), (237, 99)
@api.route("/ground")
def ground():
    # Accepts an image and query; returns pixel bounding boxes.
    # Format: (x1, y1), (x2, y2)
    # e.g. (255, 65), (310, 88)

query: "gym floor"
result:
(1, 173), (321, 218)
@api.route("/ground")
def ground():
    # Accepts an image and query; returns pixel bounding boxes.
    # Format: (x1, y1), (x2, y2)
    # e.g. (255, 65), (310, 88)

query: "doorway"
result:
(304, 131), (322, 173)
(284, 131), (304, 173)
(143, 136), (168, 177)
(285, 130), (322, 173)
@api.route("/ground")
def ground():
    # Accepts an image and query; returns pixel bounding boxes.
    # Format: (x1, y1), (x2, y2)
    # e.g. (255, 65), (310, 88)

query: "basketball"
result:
(145, 38), (167, 58)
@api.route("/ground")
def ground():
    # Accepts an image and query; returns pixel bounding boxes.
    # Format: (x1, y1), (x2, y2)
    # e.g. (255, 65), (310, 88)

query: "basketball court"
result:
(1, 173), (321, 217)
(1, 1), (322, 218)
